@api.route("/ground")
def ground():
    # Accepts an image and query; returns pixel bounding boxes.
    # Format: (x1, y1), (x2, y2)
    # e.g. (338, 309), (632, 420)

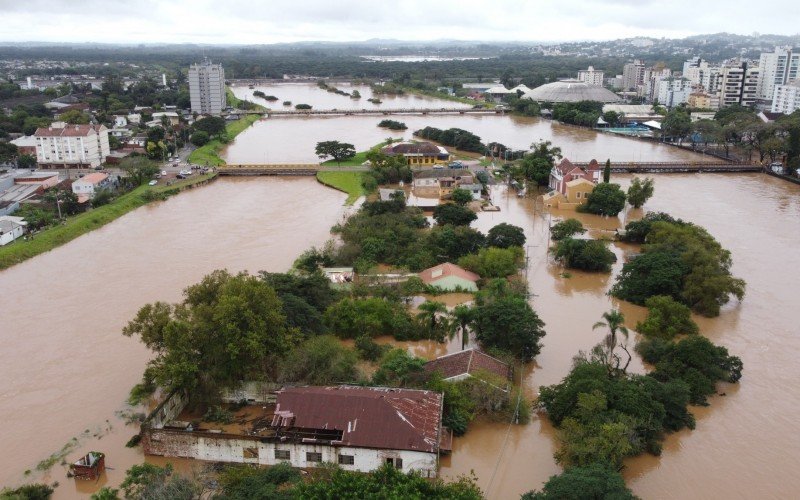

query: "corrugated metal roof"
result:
(274, 386), (442, 453)
(424, 348), (512, 381)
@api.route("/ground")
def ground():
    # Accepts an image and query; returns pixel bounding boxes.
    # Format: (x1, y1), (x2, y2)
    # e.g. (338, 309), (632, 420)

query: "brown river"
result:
(1, 83), (798, 498)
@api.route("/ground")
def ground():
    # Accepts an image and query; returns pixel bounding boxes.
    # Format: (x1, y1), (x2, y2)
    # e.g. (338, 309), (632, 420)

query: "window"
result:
(575, 192), (581, 199)
(275, 449), (290, 460)
(306, 452), (322, 463)
(385, 457), (403, 469)
(338, 454), (354, 465)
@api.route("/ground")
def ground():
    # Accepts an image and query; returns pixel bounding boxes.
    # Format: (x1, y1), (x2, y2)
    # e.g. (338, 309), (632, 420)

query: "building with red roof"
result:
(424, 348), (512, 382)
(34, 122), (110, 168)
(418, 262), (480, 292)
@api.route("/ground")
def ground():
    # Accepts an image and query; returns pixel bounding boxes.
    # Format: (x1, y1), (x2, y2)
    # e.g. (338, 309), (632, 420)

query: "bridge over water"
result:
(238, 107), (502, 117)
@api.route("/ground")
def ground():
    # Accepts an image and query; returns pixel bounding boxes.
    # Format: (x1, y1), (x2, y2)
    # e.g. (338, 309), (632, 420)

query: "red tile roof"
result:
(75, 173), (109, 185)
(423, 348), (512, 381)
(273, 386), (443, 453)
(34, 124), (105, 137)
(382, 141), (445, 156)
(418, 262), (479, 285)
(554, 158), (578, 176)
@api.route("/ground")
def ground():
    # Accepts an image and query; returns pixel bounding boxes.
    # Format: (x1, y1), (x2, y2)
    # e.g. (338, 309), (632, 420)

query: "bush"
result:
(278, 335), (360, 385)
(636, 295), (699, 339)
(486, 223), (526, 248)
(190, 130), (209, 147)
(0, 483), (54, 500)
(371, 348), (426, 387)
(295, 103), (312, 110)
(323, 297), (414, 339)
(579, 183), (626, 216)
(354, 335), (389, 361)
(433, 203), (477, 226)
(203, 405), (233, 423)
(551, 238), (616, 272)
(377, 119), (407, 130)
(458, 246), (524, 279)
(550, 218), (585, 241)
(522, 464), (636, 500)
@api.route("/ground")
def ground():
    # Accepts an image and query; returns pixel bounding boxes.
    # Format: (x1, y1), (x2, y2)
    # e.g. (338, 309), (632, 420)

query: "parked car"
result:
(161, 170), (167, 176)
(148, 180), (158, 186)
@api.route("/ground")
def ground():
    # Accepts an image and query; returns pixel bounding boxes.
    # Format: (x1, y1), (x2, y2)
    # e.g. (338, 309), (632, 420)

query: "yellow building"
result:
(381, 141), (451, 166)
(542, 178), (596, 210)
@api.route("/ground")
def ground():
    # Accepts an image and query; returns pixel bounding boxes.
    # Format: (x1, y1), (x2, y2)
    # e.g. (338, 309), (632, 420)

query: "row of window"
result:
(273, 449), (401, 468)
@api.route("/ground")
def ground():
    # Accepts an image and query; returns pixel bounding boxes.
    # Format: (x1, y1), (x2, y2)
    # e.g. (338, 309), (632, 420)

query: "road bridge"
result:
(236, 107), (501, 117)
(574, 161), (760, 173)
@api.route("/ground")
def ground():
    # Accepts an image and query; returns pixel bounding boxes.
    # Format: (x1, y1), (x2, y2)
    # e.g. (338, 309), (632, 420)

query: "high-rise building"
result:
(188, 59), (226, 114)
(756, 46), (800, 100)
(656, 78), (692, 108)
(771, 80), (800, 114)
(719, 62), (760, 107)
(622, 60), (645, 91)
(577, 66), (604, 86)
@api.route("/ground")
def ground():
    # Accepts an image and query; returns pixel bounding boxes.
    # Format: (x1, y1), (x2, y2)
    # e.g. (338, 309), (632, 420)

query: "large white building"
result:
(577, 66), (604, 86)
(719, 62), (760, 107)
(656, 78), (692, 108)
(771, 80), (800, 114)
(34, 122), (110, 169)
(188, 59), (226, 114)
(757, 46), (800, 101)
(622, 60), (645, 91)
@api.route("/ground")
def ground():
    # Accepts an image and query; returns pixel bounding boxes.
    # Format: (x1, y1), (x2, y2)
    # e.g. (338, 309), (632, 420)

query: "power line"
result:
(485, 365), (524, 496)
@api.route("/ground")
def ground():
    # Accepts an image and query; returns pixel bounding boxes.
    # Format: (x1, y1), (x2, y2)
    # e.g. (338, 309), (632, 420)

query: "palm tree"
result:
(417, 301), (448, 339)
(448, 304), (475, 350)
(593, 309), (631, 375)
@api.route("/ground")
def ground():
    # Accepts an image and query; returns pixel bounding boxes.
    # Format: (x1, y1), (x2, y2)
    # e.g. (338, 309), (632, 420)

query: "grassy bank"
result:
(321, 139), (394, 167)
(188, 114), (261, 166)
(397, 85), (489, 107)
(0, 173), (216, 271)
(316, 171), (364, 205)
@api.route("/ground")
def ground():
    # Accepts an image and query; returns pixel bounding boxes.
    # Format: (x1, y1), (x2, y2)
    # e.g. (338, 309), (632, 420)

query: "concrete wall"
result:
(143, 428), (437, 477)
(221, 381), (281, 404)
(146, 390), (189, 430)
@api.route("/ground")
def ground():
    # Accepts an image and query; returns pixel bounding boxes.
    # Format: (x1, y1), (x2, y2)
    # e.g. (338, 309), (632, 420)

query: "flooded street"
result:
(1, 80), (798, 500)
(0, 178), (347, 497)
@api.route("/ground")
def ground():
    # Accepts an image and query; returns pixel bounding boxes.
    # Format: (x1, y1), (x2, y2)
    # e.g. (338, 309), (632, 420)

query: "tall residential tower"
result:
(188, 59), (226, 115)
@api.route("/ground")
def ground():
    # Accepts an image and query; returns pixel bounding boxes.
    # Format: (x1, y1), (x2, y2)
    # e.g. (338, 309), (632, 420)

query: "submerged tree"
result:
(627, 177), (655, 208)
(592, 309), (631, 376)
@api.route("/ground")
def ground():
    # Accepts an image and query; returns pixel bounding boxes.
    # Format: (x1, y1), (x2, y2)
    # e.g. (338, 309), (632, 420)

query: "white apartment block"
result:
(718, 62), (759, 108)
(188, 59), (226, 115)
(771, 80), (800, 114)
(577, 66), (604, 86)
(34, 122), (110, 168)
(757, 46), (800, 100)
(656, 78), (692, 108)
(622, 60), (645, 91)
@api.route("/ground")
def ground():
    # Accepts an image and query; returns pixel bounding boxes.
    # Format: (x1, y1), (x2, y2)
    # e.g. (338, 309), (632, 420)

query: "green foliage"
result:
(17, 153), (37, 169)
(486, 223), (526, 248)
(354, 335), (389, 361)
(638, 335), (743, 405)
(552, 238), (616, 272)
(432, 203), (477, 226)
(426, 225), (486, 262)
(260, 271), (339, 335)
(278, 335), (360, 385)
(636, 295), (699, 339)
(603, 159), (611, 183)
(627, 177), (655, 208)
(120, 463), (197, 500)
(579, 183), (626, 216)
(58, 109), (90, 124)
(190, 130), (209, 146)
(216, 463), (300, 500)
(522, 463), (637, 500)
(413, 126), (484, 152)
(458, 246), (524, 279)
(122, 270), (293, 402)
(662, 108), (692, 142)
(203, 405), (233, 424)
(551, 218), (585, 241)
(119, 156), (159, 187)
(315, 140), (356, 165)
(90, 487), (120, 500)
(323, 297), (414, 340)
(372, 348), (426, 387)
(377, 119), (407, 130)
(450, 188), (473, 205)
(193, 116), (226, 136)
(295, 463), (482, 499)
(552, 100), (604, 127)
(618, 212), (682, 244)
(611, 249), (688, 305)
(92, 189), (114, 208)
(473, 281), (546, 361)
(295, 103), (312, 110)
(363, 150), (412, 184)
(0, 483), (54, 500)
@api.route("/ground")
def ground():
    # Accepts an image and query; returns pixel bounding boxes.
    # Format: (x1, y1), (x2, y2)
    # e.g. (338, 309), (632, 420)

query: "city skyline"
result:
(1, 0), (798, 45)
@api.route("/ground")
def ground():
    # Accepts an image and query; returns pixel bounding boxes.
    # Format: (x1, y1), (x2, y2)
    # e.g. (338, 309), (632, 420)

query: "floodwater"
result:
(0, 177), (347, 497)
(225, 83), (707, 164)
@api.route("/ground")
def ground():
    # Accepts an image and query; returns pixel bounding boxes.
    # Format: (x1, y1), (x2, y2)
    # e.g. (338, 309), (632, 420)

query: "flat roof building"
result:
(189, 59), (226, 115)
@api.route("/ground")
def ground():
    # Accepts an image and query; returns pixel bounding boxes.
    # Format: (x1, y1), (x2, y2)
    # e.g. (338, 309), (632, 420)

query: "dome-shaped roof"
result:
(522, 79), (621, 103)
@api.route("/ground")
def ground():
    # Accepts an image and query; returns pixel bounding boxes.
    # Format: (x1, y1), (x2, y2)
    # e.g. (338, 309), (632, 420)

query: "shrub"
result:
(551, 238), (616, 272)
(579, 183), (626, 216)
(550, 218), (585, 241)
(636, 295), (699, 339)
(458, 246), (524, 279)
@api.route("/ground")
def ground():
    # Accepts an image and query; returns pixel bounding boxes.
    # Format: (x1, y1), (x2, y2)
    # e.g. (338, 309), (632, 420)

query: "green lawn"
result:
(188, 114), (261, 166)
(316, 171), (365, 204)
(321, 139), (394, 167)
(0, 173), (216, 271)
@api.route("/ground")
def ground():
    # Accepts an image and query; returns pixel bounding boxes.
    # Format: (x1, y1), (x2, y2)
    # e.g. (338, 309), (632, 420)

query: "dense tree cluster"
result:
(552, 238), (617, 272)
(377, 119), (407, 130)
(550, 100), (604, 127)
(578, 182), (627, 216)
(413, 126), (484, 152)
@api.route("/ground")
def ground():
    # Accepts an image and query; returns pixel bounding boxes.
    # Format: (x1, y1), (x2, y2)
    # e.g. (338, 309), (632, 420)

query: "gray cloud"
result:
(0, 0), (796, 43)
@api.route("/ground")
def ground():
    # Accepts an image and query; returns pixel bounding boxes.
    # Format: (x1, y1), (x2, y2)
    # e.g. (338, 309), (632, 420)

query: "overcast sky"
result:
(1, 0), (797, 44)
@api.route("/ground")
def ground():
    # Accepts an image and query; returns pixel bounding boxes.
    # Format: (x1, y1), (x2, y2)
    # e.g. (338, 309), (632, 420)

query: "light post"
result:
(56, 199), (63, 220)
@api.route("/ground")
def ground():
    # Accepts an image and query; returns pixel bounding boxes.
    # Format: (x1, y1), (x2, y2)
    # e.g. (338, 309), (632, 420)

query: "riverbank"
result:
(0, 173), (217, 271)
(316, 171), (364, 204)
(188, 115), (261, 166)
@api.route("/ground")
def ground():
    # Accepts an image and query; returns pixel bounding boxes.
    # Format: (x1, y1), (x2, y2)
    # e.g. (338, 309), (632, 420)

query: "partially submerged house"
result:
(544, 158), (601, 210)
(412, 169), (475, 199)
(423, 348), (512, 382)
(142, 385), (450, 477)
(382, 141), (451, 166)
(418, 262), (480, 292)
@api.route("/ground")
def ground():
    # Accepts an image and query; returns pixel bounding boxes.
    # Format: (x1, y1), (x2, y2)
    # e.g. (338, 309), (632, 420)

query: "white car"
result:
(161, 170), (167, 176)
(148, 180), (158, 186)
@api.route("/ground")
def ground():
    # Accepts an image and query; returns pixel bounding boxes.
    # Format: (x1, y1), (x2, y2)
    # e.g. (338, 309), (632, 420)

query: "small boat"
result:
(69, 452), (105, 481)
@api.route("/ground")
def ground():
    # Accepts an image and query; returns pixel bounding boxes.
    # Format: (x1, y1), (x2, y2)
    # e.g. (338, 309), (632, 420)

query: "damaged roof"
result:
(274, 385), (443, 453)
(424, 348), (512, 381)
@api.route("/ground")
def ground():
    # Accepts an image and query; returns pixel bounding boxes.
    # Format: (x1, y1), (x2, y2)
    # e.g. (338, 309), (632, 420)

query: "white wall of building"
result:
(771, 81), (800, 113)
(757, 46), (800, 100)
(35, 124), (110, 168)
(189, 60), (226, 114)
(577, 66), (604, 86)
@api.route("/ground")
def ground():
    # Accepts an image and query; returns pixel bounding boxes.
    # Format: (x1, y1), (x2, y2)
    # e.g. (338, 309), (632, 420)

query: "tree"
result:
(450, 188), (473, 205)
(627, 177), (655, 208)
(474, 290), (546, 362)
(662, 109), (691, 144)
(603, 159), (611, 183)
(611, 249), (688, 305)
(432, 203), (477, 226)
(552, 238), (616, 272)
(323, 297), (413, 340)
(449, 304), (475, 350)
(519, 155), (553, 186)
(216, 462), (300, 500)
(0, 141), (18, 163)
(580, 183), (626, 216)
(417, 300), (448, 339)
(122, 271), (292, 403)
(17, 154), (36, 169)
(522, 463), (636, 500)
(192, 116), (226, 137)
(636, 295), (699, 339)
(0, 483), (54, 500)
(90, 487), (120, 500)
(58, 109), (90, 124)
(315, 140), (356, 165)
(119, 156), (159, 187)
(190, 130), (210, 146)
(277, 336), (359, 385)
(120, 463), (199, 500)
(550, 218), (585, 241)
(372, 348), (426, 387)
(458, 246), (524, 279)
(426, 225), (486, 262)
(593, 309), (631, 375)
(486, 223), (526, 248)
